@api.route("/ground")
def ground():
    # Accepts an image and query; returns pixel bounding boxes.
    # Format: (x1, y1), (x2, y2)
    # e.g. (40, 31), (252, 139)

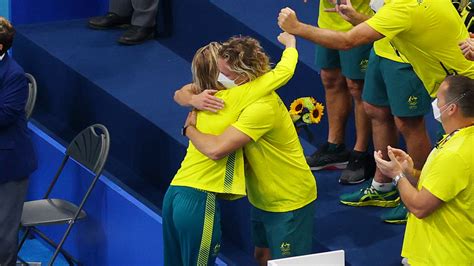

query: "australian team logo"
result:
(280, 242), (291, 256)
(359, 59), (369, 72)
(408, 95), (418, 110)
(212, 243), (221, 257)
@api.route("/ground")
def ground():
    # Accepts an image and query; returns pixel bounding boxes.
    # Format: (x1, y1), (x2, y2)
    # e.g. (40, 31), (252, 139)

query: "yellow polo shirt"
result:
(232, 93), (317, 212)
(366, 0), (474, 97)
(402, 126), (474, 265)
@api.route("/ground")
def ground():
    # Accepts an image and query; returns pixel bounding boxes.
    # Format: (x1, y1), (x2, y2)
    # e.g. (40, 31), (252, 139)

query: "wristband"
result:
(181, 125), (188, 136)
(392, 173), (406, 187)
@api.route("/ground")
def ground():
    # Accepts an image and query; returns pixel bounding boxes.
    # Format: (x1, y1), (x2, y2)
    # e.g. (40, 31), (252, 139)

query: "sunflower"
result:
(289, 98), (305, 115)
(309, 102), (324, 124)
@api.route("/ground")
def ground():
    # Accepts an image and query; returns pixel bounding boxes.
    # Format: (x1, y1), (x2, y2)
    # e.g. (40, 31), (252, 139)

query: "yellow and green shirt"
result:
(372, 0), (408, 63)
(171, 48), (299, 199)
(366, 0), (474, 97)
(318, 0), (373, 31)
(402, 126), (474, 266)
(232, 93), (317, 212)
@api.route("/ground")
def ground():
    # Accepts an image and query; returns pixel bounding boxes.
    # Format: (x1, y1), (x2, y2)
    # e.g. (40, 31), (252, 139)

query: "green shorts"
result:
(251, 201), (315, 259)
(362, 49), (432, 117)
(162, 186), (221, 266)
(315, 43), (372, 80)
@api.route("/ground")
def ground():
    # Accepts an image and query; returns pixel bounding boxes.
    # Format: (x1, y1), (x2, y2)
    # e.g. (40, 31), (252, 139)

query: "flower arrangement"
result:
(289, 97), (324, 125)
(289, 97), (325, 142)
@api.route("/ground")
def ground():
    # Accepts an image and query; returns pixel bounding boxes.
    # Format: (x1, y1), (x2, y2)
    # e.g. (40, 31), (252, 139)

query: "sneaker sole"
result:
(310, 161), (348, 171)
(338, 177), (368, 185)
(383, 219), (407, 224)
(340, 197), (400, 207)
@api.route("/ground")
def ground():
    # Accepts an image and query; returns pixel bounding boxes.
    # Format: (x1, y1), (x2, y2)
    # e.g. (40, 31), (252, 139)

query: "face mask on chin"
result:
(217, 72), (238, 89)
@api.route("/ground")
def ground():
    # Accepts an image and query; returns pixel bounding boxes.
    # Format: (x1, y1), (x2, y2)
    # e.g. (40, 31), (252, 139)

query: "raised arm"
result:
(278, 7), (383, 50)
(226, 33), (299, 112)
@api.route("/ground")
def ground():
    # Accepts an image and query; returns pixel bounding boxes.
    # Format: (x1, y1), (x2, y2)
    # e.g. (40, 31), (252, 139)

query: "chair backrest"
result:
(66, 124), (110, 175)
(24, 73), (37, 120)
(267, 250), (345, 266)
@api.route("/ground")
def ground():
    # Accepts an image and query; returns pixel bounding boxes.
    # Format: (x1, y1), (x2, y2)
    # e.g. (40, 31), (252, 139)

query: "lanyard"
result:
(435, 124), (473, 149)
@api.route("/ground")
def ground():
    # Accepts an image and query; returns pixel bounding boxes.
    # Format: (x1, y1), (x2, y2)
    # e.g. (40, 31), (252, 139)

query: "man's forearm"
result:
(186, 126), (223, 160)
(174, 87), (194, 107)
(291, 22), (381, 50)
(397, 177), (435, 219)
(405, 168), (420, 187)
(347, 12), (371, 26)
(293, 23), (355, 50)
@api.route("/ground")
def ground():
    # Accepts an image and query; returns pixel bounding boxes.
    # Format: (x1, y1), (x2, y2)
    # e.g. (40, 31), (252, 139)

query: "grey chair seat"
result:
(21, 199), (87, 227)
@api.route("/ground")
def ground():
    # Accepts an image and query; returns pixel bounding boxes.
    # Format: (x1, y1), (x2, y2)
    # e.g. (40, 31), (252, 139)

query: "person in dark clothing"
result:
(0, 17), (38, 266)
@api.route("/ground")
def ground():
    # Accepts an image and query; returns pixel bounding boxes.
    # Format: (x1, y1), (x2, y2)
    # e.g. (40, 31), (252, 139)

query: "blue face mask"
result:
(217, 72), (237, 89)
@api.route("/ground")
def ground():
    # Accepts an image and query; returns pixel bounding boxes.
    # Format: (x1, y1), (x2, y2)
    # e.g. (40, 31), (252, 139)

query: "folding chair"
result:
(24, 73), (37, 120)
(17, 124), (110, 266)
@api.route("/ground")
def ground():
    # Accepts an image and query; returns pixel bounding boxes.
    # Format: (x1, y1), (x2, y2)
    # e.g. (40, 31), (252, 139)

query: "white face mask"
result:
(217, 72), (237, 89)
(370, 0), (385, 12)
(432, 96), (462, 123)
(432, 99), (443, 123)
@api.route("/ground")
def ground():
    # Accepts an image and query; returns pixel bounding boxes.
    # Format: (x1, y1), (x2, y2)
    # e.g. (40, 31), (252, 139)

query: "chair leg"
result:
(17, 227), (31, 253)
(48, 221), (75, 266)
(30, 228), (78, 265)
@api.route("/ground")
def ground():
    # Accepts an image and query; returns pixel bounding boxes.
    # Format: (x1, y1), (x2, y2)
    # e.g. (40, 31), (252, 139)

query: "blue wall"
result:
(11, 0), (108, 24)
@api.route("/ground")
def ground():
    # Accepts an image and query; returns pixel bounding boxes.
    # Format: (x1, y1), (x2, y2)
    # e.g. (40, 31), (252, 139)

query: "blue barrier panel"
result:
(11, 0), (107, 24)
(26, 122), (227, 265)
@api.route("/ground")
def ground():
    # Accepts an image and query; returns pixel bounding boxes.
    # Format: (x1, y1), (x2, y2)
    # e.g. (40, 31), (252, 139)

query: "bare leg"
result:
(364, 102), (397, 183)
(394, 116), (431, 171)
(320, 68), (351, 144)
(255, 247), (271, 266)
(347, 79), (371, 152)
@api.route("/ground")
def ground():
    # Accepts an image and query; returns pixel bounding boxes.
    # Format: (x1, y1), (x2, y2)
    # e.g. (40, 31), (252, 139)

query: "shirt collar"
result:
(0, 53), (5, 61)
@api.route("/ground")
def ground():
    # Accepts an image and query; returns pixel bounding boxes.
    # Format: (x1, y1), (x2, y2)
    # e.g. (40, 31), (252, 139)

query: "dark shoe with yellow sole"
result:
(340, 184), (400, 207)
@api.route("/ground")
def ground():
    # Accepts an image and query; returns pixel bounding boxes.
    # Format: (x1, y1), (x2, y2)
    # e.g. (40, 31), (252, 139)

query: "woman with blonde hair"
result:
(163, 33), (298, 265)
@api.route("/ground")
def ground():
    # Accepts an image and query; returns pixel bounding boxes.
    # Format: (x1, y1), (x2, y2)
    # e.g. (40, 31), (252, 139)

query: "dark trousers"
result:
(0, 178), (29, 266)
(110, 0), (160, 27)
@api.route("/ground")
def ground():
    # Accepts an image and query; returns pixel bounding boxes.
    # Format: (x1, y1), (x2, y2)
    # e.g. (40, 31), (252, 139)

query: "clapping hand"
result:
(324, 0), (358, 24)
(374, 146), (414, 179)
(459, 33), (474, 61)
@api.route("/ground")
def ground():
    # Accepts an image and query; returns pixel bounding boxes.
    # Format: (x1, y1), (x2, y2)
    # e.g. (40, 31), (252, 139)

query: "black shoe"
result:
(306, 143), (350, 171)
(88, 13), (131, 29)
(118, 26), (155, 45)
(339, 150), (374, 184)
